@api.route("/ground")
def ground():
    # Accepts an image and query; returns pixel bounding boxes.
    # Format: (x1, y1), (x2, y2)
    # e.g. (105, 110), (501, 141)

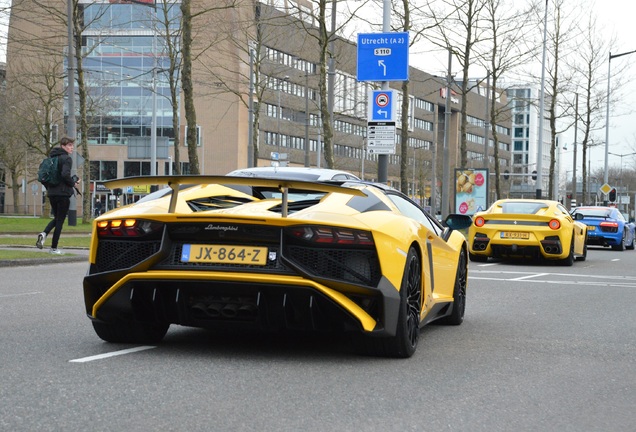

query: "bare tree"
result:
(482, 0), (536, 198)
(155, 0), (184, 174)
(568, 8), (615, 204)
(0, 90), (40, 214)
(392, 0), (442, 194)
(427, 0), (489, 168)
(542, 0), (582, 200)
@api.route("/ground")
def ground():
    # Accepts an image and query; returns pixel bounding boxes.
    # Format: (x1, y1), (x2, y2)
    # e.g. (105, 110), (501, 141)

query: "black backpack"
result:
(37, 156), (61, 187)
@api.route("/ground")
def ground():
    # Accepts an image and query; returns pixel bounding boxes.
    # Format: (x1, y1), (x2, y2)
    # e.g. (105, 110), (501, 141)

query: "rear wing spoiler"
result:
(104, 175), (366, 217)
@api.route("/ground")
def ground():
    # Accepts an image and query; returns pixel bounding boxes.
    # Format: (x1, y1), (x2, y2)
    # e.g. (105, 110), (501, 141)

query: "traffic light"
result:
(609, 188), (617, 202)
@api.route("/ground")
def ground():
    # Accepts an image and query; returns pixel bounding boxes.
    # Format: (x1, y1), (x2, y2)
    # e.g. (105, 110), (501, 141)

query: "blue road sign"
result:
(357, 32), (409, 82)
(368, 90), (396, 122)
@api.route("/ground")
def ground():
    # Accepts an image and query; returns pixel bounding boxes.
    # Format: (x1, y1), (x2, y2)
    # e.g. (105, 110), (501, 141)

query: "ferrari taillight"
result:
(287, 226), (374, 246)
(96, 219), (163, 238)
(548, 219), (561, 230)
(474, 216), (485, 227)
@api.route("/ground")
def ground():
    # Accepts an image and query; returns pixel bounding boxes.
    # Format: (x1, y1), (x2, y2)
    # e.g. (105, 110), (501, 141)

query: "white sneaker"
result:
(36, 232), (46, 249)
(49, 248), (63, 255)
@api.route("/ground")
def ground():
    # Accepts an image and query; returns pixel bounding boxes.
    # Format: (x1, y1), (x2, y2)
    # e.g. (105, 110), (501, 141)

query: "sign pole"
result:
(378, 0), (391, 183)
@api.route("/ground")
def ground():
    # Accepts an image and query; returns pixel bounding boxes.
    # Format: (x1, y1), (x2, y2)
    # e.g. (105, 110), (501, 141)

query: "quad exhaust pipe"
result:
(191, 297), (258, 320)
(473, 242), (488, 251)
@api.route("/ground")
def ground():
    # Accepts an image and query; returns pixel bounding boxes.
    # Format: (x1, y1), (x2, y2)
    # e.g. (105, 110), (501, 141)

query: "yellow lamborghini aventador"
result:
(467, 198), (587, 265)
(83, 169), (472, 358)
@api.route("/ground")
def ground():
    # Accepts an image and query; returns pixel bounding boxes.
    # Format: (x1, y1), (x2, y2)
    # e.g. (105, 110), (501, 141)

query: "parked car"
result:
(83, 170), (473, 358)
(570, 206), (635, 251)
(467, 198), (587, 265)
(227, 166), (361, 181)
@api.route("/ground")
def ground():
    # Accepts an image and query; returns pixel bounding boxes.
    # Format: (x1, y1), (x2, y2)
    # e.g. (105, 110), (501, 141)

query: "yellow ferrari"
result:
(83, 170), (473, 358)
(467, 198), (587, 265)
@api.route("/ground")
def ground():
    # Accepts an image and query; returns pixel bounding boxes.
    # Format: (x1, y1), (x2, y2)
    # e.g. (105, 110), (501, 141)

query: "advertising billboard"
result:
(454, 168), (489, 215)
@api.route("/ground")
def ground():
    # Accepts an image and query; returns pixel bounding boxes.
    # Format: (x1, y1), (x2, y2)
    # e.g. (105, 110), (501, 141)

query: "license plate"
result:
(181, 244), (267, 265)
(587, 226), (596, 231)
(500, 231), (530, 239)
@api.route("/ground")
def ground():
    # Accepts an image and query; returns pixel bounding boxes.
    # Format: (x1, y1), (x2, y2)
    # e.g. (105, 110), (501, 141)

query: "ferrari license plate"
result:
(181, 244), (267, 265)
(500, 231), (530, 239)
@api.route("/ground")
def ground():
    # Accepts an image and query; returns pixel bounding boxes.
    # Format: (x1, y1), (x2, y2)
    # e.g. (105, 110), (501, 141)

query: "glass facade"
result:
(79, 1), (181, 146)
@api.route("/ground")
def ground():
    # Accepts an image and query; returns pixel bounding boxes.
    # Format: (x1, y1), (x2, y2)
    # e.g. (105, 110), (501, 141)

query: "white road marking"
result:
(469, 268), (636, 288)
(69, 346), (156, 363)
(0, 291), (42, 298)
(510, 273), (549, 281)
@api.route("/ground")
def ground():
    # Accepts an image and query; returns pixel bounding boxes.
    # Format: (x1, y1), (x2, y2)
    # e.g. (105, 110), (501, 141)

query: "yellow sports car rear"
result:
(467, 199), (587, 265)
(83, 172), (473, 358)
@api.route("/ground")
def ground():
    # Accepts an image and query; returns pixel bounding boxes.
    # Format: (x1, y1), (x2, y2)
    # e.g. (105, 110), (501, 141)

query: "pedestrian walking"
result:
(94, 199), (102, 217)
(36, 137), (80, 254)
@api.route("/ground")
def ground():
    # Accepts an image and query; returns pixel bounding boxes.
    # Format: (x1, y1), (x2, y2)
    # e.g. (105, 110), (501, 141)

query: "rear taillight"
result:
(548, 219), (561, 230)
(600, 221), (619, 228)
(474, 216), (485, 227)
(287, 226), (374, 246)
(96, 219), (163, 238)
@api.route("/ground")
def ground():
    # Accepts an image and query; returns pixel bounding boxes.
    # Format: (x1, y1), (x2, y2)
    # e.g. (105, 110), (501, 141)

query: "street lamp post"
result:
(304, 71), (310, 167)
(66, 0), (77, 225)
(604, 49), (636, 187)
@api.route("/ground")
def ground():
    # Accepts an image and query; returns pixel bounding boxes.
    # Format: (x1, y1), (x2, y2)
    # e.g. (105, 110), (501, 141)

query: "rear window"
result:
(499, 202), (548, 214)
(574, 208), (611, 218)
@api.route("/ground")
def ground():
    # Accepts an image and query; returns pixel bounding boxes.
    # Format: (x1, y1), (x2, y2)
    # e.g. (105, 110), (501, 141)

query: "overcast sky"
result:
(1, 0), (634, 177)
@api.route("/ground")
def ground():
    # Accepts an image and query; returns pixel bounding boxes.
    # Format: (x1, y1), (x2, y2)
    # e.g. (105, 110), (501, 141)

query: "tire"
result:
(354, 247), (422, 358)
(469, 252), (488, 263)
(627, 231), (635, 250)
(612, 232), (626, 251)
(559, 235), (575, 266)
(92, 321), (169, 344)
(439, 248), (467, 325)
(576, 238), (587, 262)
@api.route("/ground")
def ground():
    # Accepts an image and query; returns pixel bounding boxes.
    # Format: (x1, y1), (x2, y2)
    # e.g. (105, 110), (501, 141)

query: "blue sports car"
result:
(571, 206), (635, 251)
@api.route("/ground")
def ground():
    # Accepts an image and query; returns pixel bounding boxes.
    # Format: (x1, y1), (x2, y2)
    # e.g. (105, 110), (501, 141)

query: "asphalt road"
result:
(1, 248), (635, 431)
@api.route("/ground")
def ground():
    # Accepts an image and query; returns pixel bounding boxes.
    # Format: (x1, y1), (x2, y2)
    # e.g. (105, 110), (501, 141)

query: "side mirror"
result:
(444, 214), (473, 231)
(574, 213), (584, 220)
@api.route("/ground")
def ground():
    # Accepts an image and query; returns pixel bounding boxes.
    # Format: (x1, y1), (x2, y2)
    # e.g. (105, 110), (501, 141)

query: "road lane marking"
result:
(510, 273), (548, 281)
(469, 274), (636, 288)
(69, 346), (156, 363)
(0, 291), (42, 298)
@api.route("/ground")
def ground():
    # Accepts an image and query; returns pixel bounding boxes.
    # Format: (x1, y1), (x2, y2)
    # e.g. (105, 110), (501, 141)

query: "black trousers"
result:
(44, 195), (71, 249)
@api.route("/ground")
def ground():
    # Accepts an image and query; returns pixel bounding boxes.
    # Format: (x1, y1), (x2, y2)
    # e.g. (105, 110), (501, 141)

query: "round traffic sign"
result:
(375, 93), (389, 107)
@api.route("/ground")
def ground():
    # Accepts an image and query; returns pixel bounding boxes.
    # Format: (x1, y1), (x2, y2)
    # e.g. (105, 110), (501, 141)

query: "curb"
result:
(0, 255), (88, 267)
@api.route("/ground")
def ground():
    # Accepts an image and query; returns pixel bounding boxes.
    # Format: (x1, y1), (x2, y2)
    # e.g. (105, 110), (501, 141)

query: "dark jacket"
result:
(46, 147), (75, 197)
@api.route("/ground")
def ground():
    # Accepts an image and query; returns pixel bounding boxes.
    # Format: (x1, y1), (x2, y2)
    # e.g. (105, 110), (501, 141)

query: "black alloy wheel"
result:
(439, 248), (467, 325)
(353, 247), (422, 358)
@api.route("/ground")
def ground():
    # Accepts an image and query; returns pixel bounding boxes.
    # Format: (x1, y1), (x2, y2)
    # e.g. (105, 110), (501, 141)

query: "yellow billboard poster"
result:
(454, 168), (488, 215)
(132, 185), (151, 194)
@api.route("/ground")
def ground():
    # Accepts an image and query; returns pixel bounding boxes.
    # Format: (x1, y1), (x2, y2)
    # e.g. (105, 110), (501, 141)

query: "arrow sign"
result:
(368, 89), (396, 122)
(357, 32), (409, 82)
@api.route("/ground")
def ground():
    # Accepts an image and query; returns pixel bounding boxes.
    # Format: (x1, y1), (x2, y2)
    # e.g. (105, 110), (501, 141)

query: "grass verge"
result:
(0, 216), (93, 234)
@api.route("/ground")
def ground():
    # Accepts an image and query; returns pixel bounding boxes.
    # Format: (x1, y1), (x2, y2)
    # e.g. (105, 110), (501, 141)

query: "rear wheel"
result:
(354, 247), (422, 358)
(92, 321), (169, 344)
(576, 238), (588, 261)
(439, 248), (467, 325)
(559, 235), (575, 266)
(613, 231), (627, 251)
